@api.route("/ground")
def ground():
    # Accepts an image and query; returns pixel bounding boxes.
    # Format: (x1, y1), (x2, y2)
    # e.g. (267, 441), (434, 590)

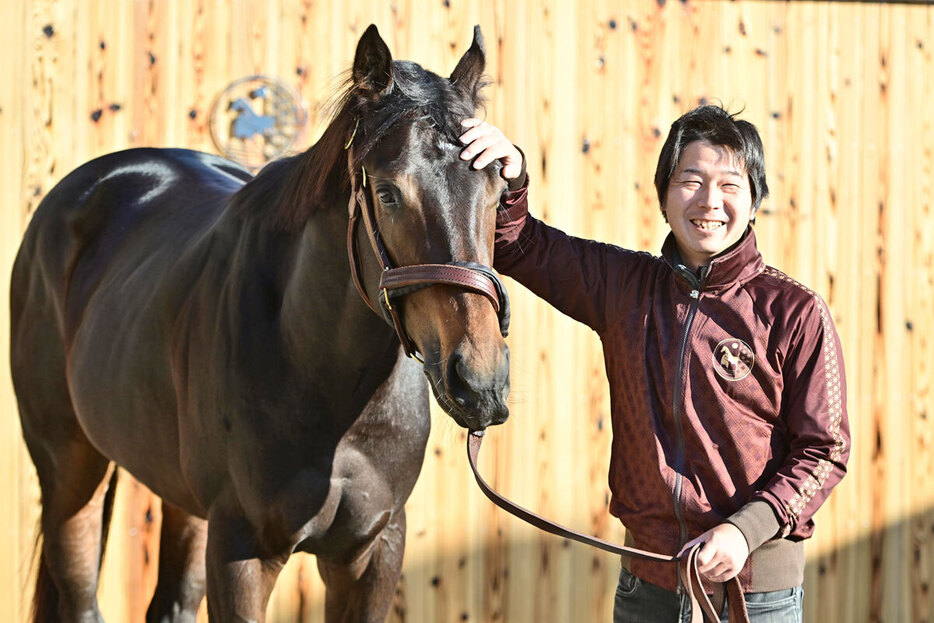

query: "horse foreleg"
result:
(146, 502), (208, 623)
(317, 509), (406, 623)
(204, 493), (287, 622)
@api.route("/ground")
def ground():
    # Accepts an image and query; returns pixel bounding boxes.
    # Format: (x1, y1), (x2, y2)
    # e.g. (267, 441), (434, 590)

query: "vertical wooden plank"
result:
(814, 3), (867, 622)
(109, 0), (134, 151)
(857, 4), (889, 623)
(23, 0), (61, 218)
(907, 5), (934, 622)
(183, 0), (208, 150)
(0, 0), (32, 621)
(881, 5), (917, 622)
(755, 0), (787, 267)
(633, 0), (668, 195)
(68, 0), (90, 163)
(856, 4), (883, 620)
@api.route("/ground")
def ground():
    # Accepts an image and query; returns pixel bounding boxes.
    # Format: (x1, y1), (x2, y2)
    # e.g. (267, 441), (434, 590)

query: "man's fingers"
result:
(696, 542), (716, 568)
(463, 139), (517, 170)
(474, 143), (515, 169)
(703, 564), (739, 583)
(502, 160), (522, 180)
(677, 538), (703, 558)
(700, 556), (726, 575)
(459, 133), (503, 161)
(682, 524), (748, 584)
(457, 118), (522, 178)
(458, 127), (486, 148)
(458, 120), (493, 147)
(699, 556), (726, 579)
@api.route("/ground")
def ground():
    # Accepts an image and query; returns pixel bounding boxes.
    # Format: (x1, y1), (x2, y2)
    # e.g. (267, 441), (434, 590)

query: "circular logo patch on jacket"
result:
(712, 339), (755, 381)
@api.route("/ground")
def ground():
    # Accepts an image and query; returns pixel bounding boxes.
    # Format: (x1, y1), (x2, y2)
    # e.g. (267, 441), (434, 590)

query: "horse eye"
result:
(376, 189), (396, 205)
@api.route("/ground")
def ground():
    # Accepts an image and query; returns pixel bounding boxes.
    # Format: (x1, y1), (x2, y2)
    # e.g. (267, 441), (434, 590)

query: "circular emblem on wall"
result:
(209, 75), (307, 171)
(712, 338), (755, 381)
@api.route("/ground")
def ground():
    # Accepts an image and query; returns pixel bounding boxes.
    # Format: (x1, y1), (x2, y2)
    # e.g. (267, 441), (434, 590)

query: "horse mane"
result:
(230, 60), (487, 231)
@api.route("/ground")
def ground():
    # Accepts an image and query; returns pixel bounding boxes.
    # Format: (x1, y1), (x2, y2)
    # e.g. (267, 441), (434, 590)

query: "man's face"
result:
(663, 140), (755, 271)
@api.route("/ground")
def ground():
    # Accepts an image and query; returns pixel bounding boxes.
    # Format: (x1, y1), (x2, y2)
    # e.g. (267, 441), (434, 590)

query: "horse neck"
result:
(216, 141), (402, 389)
(278, 198), (400, 380)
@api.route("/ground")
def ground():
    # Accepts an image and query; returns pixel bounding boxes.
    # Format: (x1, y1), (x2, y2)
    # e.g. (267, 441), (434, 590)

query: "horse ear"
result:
(353, 24), (393, 96)
(449, 25), (486, 103)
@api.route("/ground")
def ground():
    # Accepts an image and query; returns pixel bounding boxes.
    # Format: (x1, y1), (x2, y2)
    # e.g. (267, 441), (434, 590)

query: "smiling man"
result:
(459, 105), (850, 622)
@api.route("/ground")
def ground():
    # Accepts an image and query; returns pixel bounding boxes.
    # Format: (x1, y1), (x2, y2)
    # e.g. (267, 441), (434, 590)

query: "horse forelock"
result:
(231, 59), (485, 231)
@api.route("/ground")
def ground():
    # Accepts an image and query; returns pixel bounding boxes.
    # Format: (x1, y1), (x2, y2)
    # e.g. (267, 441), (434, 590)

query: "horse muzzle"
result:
(424, 335), (510, 431)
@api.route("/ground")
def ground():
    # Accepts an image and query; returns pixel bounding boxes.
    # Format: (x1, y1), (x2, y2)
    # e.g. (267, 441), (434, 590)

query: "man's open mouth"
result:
(690, 219), (726, 232)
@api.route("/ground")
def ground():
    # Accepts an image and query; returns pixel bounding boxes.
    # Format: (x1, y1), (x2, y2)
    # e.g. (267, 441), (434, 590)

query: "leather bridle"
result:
(345, 139), (510, 361)
(467, 431), (750, 623)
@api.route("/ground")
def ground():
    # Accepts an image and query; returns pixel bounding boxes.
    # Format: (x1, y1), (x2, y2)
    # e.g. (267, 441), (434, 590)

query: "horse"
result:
(10, 24), (510, 622)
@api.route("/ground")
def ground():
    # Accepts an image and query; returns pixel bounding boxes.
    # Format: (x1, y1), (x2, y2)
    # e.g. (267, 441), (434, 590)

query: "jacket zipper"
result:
(671, 266), (705, 555)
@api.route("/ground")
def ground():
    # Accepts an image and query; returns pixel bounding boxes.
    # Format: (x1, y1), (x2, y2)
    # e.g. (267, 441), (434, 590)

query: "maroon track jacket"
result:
(494, 180), (849, 592)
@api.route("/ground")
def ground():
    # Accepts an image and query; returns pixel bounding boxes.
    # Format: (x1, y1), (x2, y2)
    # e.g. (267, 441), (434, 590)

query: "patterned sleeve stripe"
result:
(762, 267), (847, 522)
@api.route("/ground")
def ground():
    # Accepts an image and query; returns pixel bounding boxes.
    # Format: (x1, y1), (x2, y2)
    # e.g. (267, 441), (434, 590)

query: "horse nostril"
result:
(446, 352), (479, 409)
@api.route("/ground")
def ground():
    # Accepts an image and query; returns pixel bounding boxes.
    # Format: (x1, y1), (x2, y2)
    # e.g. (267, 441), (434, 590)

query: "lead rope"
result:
(467, 430), (750, 623)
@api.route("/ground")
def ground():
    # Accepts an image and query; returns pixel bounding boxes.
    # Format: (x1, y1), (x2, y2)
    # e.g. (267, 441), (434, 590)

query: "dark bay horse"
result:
(10, 25), (509, 622)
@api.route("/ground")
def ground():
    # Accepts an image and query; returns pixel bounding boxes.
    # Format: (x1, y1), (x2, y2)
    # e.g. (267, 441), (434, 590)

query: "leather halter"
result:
(345, 137), (510, 360)
(468, 431), (750, 623)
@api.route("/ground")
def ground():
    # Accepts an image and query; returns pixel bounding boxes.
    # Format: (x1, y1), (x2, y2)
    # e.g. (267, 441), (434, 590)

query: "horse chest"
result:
(202, 354), (432, 549)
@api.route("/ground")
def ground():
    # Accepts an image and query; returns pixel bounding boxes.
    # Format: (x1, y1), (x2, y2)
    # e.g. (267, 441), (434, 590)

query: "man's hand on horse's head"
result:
(459, 118), (524, 181)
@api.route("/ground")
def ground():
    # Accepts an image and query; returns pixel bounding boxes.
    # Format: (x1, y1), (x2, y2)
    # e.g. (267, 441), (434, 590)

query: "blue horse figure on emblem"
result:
(227, 89), (275, 140)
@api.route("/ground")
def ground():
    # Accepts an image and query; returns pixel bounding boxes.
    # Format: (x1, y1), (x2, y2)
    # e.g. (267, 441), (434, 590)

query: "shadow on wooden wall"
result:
(262, 507), (932, 622)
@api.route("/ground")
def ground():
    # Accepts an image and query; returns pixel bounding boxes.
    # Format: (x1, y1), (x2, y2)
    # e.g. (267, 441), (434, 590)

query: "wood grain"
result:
(1, 1), (932, 621)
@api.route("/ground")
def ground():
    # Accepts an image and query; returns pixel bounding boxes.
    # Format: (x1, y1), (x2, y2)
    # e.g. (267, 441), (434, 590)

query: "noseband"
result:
(345, 143), (510, 360)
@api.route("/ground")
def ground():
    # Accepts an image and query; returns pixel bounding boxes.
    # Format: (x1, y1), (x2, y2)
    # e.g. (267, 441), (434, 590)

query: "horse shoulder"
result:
(200, 353), (431, 557)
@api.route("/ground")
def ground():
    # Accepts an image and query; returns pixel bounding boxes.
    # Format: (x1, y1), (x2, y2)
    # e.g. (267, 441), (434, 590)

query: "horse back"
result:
(14, 149), (250, 340)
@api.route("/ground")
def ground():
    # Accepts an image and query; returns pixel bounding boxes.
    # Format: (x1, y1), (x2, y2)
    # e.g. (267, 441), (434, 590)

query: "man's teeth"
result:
(691, 220), (724, 231)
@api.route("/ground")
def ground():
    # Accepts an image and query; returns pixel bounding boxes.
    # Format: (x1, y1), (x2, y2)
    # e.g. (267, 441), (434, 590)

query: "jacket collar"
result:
(661, 227), (764, 291)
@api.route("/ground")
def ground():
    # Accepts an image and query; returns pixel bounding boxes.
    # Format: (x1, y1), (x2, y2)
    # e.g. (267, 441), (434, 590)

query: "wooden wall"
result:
(1, 1), (932, 621)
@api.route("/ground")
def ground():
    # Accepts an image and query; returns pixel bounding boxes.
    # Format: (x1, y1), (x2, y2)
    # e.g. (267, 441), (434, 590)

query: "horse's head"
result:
(344, 25), (510, 431)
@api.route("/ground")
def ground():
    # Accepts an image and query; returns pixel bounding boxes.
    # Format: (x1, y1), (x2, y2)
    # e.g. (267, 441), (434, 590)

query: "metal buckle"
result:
(343, 118), (359, 150)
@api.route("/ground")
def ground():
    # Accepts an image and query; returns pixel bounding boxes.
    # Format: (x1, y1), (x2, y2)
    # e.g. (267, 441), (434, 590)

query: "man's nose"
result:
(698, 185), (723, 209)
